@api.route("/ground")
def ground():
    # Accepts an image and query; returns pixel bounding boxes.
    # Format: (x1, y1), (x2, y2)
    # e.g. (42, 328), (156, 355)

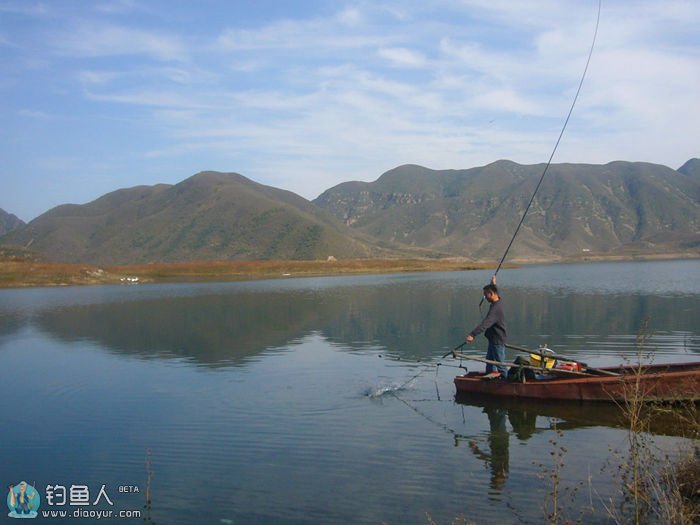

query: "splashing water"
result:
(365, 381), (411, 399)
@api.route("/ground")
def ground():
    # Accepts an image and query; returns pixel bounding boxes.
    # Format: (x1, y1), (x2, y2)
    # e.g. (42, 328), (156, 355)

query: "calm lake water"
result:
(1, 260), (699, 524)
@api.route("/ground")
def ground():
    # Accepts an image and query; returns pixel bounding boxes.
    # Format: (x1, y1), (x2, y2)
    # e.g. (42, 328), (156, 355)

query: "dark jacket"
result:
(469, 299), (507, 345)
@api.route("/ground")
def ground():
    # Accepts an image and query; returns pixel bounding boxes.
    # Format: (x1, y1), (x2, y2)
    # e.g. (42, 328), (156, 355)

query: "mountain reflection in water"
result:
(0, 260), (698, 525)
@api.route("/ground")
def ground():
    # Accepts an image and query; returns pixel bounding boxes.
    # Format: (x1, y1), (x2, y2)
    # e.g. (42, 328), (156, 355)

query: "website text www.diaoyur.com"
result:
(41, 508), (142, 519)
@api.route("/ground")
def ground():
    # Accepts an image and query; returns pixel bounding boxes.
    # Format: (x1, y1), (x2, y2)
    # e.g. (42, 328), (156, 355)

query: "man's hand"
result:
(466, 334), (474, 344)
(491, 275), (497, 285)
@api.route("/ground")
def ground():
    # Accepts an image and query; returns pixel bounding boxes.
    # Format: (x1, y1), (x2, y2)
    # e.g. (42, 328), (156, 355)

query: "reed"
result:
(422, 513), (476, 525)
(143, 448), (155, 524)
(416, 324), (699, 525)
(530, 318), (699, 525)
(603, 318), (700, 524)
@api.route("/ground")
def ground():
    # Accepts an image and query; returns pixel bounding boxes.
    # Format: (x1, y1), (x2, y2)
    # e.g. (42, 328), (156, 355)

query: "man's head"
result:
(483, 283), (500, 303)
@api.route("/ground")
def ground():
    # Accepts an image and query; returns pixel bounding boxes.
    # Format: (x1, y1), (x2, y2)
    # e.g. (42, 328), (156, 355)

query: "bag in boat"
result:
(529, 352), (556, 369)
(507, 356), (536, 382)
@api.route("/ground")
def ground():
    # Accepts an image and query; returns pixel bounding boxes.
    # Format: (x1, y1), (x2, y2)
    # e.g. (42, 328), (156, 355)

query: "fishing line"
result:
(388, 389), (473, 444)
(394, 363), (435, 391)
(383, 1), (602, 421)
(492, 0), (602, 278)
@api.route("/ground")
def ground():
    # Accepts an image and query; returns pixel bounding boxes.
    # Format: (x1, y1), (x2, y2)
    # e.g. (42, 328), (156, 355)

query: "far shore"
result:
(0, 252), (697, 288)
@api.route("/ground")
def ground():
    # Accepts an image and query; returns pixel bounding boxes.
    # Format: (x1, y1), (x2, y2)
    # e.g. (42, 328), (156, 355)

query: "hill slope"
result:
(1, 171), (394, 264)
(0, 209), (24, 236)
(314, 160), (700, 260)
(678, 158), (700, 178)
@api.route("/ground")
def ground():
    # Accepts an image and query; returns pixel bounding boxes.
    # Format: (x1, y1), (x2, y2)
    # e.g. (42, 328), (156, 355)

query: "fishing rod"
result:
(402, 2), (603, 379)
(442, 341), (467, 359)
(504, 343), (619, 376)
(492, 0), (601, 279)
(452, 351), (594, 377)
(378, 4), (604, 442)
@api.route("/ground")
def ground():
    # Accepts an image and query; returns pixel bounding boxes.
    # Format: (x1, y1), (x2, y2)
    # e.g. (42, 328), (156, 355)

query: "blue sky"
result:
(2, 1), (699, 221)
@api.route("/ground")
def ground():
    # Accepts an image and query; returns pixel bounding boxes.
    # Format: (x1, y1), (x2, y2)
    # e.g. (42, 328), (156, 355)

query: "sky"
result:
(1, 1), (699, 222)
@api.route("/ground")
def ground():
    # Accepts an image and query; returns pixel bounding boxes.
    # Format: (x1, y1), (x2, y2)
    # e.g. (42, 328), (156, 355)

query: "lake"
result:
(1, 259), (698, 524)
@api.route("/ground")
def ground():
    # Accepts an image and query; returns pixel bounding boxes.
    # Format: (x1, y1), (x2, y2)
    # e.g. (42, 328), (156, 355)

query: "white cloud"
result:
(336, 7), (364, 27)
(94, 0), (138, 15)
(378, 47), (427, 68)
(3, 0), (699, 219)
(0, 2), (49, 17)
(18, 109), (50, 119)
(214, 7), (395, 54)
(52, 23), (187, 61)
(473, 89), (539, 116)
(83, 88), (207, 109)
(79, 70), (121, 85)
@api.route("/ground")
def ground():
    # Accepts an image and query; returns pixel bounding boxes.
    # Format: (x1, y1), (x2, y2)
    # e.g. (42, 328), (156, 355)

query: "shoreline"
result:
(0, 258), (495, 288)
(0, 252), (697, 288)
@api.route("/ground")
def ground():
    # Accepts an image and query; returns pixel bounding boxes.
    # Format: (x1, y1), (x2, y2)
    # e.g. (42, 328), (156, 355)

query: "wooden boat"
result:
(454, 361), (700, 402)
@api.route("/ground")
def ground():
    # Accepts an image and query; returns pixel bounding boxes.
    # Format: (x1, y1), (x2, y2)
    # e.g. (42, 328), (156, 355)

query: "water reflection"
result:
(455, 393), (696, 438)
(13, 281), (697, 366)
(468, 406), (511, 493)
(0, 262), (698, 525)
(448, 391), (698, 507)
(31, 290), (333, 365)
(0, 310), (24, 339)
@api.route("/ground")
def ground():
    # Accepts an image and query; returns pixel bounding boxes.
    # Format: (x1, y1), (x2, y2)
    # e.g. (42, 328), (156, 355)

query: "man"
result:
(466, 275), (508, 378)
(8, 481), (36, 515)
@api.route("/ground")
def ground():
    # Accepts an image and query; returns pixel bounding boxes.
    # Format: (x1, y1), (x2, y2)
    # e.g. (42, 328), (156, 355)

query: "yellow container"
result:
(530, 353), (556, 369)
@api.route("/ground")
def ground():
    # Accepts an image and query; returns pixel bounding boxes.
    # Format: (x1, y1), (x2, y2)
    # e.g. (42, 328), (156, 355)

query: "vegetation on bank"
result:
(1, 245), (697, 288)
(0, 256), (496, 288)
(529, 321), (700, 525)
(417, 320), (700, 525)
(603, 321), (700, 525)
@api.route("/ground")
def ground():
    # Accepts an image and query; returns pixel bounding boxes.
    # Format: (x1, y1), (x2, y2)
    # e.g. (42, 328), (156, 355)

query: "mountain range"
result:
(1, 159), (699, 265)
(0, 171), (407, 264)
(314, 159), (700, 260)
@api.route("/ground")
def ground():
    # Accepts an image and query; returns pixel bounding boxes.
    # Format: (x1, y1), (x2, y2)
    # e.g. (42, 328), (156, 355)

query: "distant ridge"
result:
(0, 209), (24, 236)
(2, 160), (699, 264)
(0, 172), (403, 264)
(678, 158), (700, 179)
(314, 160), (700, 260)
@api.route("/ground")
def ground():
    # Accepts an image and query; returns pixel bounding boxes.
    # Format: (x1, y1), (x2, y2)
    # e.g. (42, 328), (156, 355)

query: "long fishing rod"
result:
(381, 3), (603, 442)
(404, 3), (602, 376)
(492, 0), (602, 279)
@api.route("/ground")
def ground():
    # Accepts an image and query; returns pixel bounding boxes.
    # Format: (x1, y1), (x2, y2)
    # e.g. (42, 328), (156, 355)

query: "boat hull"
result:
(454, 362), (700, 402)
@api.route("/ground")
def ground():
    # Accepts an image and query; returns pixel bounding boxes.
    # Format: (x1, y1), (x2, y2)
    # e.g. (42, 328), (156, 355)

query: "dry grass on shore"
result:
(0, 260), (115, 287)
(0, 258), (494, 288)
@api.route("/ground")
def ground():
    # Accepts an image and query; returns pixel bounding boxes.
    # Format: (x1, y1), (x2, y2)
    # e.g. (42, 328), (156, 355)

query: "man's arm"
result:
(465, 275), (499, 344)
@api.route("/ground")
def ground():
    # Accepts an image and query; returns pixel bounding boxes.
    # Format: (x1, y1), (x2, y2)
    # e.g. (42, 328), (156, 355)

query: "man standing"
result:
(8, 481), (36, 515)
(466, 275), (508, 378)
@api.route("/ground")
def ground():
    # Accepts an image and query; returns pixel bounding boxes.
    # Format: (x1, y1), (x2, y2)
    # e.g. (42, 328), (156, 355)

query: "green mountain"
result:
(3, 160), (699, 265)
(0, 209), (24, 236)
(313, 160), (700, 260)
(0, 171), (399, 264)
